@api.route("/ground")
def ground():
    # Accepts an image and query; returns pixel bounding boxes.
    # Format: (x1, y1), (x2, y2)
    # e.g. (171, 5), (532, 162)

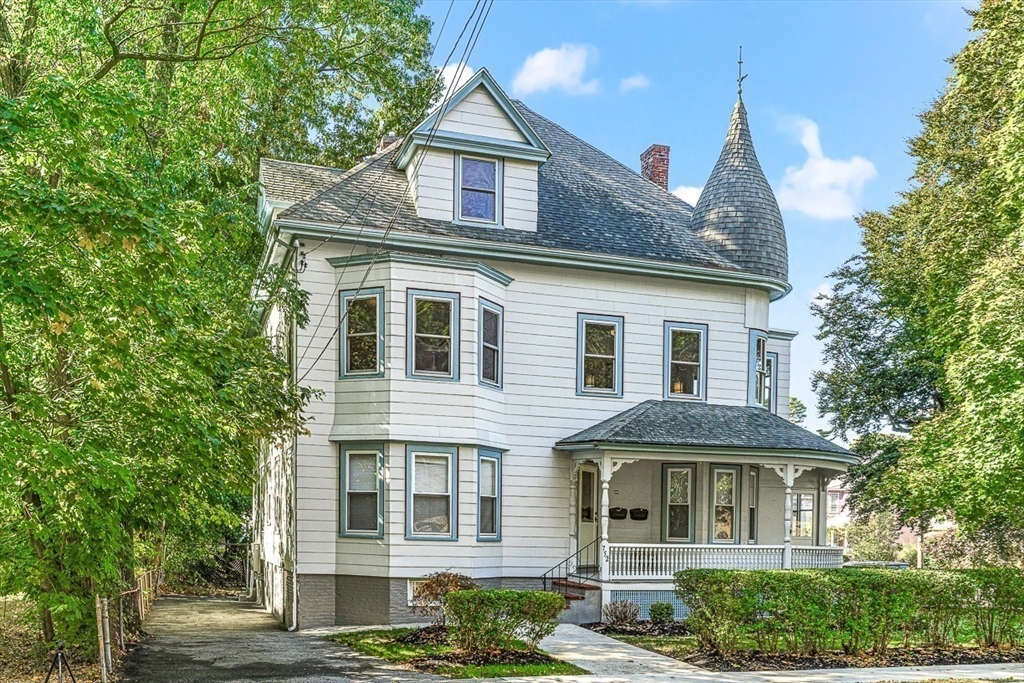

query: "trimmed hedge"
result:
(445, 589), (564, 652)
(674, 568), (1024, 654)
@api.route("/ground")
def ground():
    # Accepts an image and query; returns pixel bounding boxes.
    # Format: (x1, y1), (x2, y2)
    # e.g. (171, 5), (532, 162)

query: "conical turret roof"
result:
(692, 99), (788, 283)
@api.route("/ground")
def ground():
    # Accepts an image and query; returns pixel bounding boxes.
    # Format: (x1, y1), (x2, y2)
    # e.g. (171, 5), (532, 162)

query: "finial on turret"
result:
(737, 46), (747, 100)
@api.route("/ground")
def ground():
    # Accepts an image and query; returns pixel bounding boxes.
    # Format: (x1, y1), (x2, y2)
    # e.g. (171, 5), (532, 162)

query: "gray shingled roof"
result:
(691, 100), (789, 282)
(274, 103), (742, 273)
(260, 158), (349, 204)
(556, 400), (854, 458)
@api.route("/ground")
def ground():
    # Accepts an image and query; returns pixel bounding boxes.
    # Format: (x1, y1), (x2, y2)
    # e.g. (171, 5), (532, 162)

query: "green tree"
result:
(812, 0), (1024, 532)
(0, 0), (434, 644)
(846, 512), (900, 563)
(788, 396), (808, 426)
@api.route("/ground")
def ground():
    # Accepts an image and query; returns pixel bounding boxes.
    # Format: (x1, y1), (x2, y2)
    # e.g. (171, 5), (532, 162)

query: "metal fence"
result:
(92, 568), (162, 683)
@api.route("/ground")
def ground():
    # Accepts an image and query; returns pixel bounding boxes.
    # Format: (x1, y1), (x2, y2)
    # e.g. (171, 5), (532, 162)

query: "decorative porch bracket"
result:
(764, 464), (812, 569)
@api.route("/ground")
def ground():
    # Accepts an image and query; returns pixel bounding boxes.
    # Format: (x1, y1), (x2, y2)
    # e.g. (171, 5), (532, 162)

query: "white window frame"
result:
(710, 466), (740, 544)
(748, 330), (769, 406)
(406, 446), (457, 540)
(477, 450), (501, 541)
(339, 445), (383, 538)
(763, 352), (778, 413)
(478, 299), (503, 389)
(340, 288), (384, 379)
(663, 464), (695, 543)
(456, 154), (503, 225)
(748, 467), (759, 544)
(663, 322), (708, 400)
(828, 492), (841, 514)
(793, 492), (815, 538)
(577, 313), (624, 398)
(406, 290), (460, 381)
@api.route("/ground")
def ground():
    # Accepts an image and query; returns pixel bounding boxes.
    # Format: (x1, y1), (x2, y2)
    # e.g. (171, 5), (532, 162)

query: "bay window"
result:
(340, 288), (383, 378)
(340, 445), (383, 537)
(478, 450), (501, 540)
(407, 290), (460, 380)
(407, 446), (457, 539)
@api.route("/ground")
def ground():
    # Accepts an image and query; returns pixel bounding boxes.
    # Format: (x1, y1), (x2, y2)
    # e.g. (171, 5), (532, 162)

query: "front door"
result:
(577, 467), (599, 569)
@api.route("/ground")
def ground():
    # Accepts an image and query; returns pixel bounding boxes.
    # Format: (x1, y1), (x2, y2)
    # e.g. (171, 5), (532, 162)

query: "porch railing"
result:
(607, 544), (843, 580)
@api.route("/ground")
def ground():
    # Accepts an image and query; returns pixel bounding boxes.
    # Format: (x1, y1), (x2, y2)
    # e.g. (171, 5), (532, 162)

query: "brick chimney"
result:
(640, 144), (670, 190)
(378, 134), (401, 152)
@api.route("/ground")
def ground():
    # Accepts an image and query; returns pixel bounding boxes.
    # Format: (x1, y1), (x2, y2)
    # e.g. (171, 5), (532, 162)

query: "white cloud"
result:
(776, 117), (877, 220)
(672, 185), (702, 206)
(620, 73), (650, 92)
(439, 62), (474, 95)
(512, 44), (599, 97)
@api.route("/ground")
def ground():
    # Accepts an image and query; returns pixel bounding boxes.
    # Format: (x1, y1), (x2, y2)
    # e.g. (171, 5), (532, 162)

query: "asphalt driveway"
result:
(121, 595), (439, 683)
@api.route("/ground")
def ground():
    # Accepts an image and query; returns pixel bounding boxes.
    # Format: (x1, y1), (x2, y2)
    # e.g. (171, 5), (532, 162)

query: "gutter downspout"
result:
(288, 239), (300, 632)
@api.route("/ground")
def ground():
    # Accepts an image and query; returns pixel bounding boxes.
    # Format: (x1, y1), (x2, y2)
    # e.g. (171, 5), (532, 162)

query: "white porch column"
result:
(766, 463), (809, 570)
(782, 468), (793, 569)
(568, 461), (580, 559)
(599, 455), (611, 582)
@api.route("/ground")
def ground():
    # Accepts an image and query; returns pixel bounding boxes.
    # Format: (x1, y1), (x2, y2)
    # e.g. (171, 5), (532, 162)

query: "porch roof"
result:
(555, 400), (855, 460)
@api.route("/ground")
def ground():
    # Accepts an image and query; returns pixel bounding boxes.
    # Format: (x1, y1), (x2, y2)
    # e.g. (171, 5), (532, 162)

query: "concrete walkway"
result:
(476, 624), (1024, 683)
(121, 595), (439, 683)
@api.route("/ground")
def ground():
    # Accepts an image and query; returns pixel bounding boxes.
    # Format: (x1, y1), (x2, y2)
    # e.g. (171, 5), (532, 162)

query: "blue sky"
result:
(420, 0), (974, 433)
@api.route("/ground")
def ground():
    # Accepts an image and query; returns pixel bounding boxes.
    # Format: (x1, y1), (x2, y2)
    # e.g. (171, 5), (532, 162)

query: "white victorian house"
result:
(252, 68), (856, 628)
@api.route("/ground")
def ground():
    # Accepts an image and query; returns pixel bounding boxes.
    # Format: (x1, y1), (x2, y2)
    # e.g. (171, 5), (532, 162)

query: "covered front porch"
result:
(548, 401), (857, 597)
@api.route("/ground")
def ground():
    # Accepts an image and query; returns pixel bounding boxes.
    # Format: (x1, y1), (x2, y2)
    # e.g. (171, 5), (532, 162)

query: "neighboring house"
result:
(251, 68), (858, 628)
(825, 482), (853, 550)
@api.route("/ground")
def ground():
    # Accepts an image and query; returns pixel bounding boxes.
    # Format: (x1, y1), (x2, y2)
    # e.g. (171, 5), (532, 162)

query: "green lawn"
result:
(614, 633), (699, 659)
(328, 628), (586, 679)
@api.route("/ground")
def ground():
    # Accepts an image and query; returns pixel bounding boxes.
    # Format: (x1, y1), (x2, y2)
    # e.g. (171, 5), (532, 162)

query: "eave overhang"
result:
(554, 442), (859, 469)
(275, 217), (793, 301)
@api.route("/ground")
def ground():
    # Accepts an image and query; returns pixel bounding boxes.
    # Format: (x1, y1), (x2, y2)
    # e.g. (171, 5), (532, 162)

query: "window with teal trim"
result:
(479, 300), (503, 388)
(340, 446), (383, 537)
(457, 154), (501, 224)
(478, 451), (501, 540)
(340, 288), (383, 378)
(748, 330), (768, 406)
(577, 314), (624, 397)
(407, 445), (458, 540)
(407, 290), (460, 381)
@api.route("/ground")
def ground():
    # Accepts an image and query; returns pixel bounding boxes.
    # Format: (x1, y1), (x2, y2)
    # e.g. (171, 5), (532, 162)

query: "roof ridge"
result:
(260, 157), (347, 173)
(602, 399), (659, 441)
(511, 100), (694, 212)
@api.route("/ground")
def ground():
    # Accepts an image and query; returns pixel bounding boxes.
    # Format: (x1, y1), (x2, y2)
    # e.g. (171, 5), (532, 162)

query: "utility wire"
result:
(296, 0), (494, 383)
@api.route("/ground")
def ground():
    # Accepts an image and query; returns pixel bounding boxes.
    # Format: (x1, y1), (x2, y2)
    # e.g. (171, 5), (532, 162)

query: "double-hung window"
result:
(828, 492), (840, 514)
(663, 465), (694, 542)
(340, 446), (383, 537)
(749, 330), (769, 406)
(793, 493), (815, 538)
(664, 322), (707, 399)
(577, 314), (624, 397)
(479, 300), (503, 388)
(748, 467), (759, 544)
(340, 288), (383, 378)
(762, 352), (778, 413)
(458, 155), (501, 224)
(407, 446), (457, 539)
(711, 467), (739, 543)
(478, 450), (501, 540)
(407, 290), (460, 380)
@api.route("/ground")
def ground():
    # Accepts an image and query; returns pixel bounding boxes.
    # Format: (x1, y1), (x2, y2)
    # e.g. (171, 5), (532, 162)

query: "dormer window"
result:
(458, 155), (502, 224)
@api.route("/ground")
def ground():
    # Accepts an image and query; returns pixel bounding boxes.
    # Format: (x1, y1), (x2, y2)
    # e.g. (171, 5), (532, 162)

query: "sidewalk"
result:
(476, 624), (1024, 683)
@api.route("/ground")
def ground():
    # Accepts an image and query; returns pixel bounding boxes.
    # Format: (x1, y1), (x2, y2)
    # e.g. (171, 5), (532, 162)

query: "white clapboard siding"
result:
(438, 86), (527, 142)
(409, 149), (454, 222)
(286, 238), (787, 577)
(502, 160), (538, 232)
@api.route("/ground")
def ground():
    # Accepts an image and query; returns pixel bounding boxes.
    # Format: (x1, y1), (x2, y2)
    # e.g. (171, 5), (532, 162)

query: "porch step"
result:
(551, 579), (600, 591)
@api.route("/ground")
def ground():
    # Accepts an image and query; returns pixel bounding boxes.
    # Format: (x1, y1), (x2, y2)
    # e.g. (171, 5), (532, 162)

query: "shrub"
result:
(673, 567), (1024, 656)
(445, 589), (563, 652)
(602, 599), (640, 628)
(411, 571), (479, 626)
(648, 602), (675, 625)
(674, 570), (750, 652)
(964, 568), (1024, 647)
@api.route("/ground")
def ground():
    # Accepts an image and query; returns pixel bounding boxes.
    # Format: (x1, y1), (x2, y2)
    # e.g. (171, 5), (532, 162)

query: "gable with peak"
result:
(396, 69), (549, 232)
